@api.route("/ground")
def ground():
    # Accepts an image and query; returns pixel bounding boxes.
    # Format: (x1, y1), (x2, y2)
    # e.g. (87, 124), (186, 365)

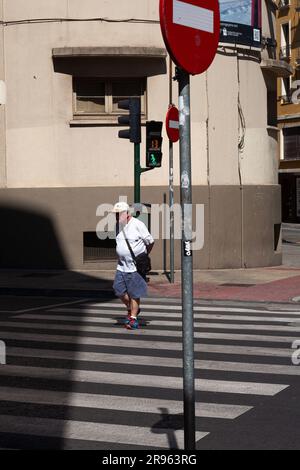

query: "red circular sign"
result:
(160, 0), (220, 75)
(166, 106), (180, 142)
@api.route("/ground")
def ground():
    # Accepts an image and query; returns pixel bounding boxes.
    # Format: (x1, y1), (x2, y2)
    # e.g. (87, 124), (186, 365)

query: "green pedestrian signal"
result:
(150, 153), (158, 166)
(146, 121), (163, 168)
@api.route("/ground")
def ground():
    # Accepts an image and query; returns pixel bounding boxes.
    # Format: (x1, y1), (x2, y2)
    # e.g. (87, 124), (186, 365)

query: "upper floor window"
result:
(279, 22), (291, 60)
(73, 77), (146, 120)
(283, 127), (300, 160)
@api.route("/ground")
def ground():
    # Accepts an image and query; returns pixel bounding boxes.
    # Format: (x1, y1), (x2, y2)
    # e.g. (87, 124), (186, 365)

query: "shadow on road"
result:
(0, 204), (118, 449)
(151, 407), (184, 450)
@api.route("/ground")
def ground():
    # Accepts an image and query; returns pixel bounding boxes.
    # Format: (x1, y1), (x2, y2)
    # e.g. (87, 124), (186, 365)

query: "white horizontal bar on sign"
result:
(173, 0), (214, 34)
(169, 120), (179, 129)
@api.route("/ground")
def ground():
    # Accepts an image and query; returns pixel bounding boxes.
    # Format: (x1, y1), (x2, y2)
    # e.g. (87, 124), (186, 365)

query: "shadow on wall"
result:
(0, 205), (68, 269)
(52, 56), (167, 78)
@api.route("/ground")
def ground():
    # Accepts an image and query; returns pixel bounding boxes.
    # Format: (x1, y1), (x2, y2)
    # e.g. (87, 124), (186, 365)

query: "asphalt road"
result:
(0, 295), (300, 450)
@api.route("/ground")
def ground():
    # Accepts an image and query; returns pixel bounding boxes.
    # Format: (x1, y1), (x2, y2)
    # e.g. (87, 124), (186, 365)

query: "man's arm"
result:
(136, 219), (154, 253)
(146, 242), (154, 254)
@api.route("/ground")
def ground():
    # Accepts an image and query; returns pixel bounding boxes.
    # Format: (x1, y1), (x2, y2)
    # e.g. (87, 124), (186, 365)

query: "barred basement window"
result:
(73, 77), (146, 120)
(83, 232), (116, 262)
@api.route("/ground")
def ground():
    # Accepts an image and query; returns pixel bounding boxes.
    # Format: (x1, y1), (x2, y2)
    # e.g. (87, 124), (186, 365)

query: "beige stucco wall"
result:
(0, 0), (6, 188)
(1, 0), (278, 189)
(0, 1), (282, 269)
(239, 59), (279, 185)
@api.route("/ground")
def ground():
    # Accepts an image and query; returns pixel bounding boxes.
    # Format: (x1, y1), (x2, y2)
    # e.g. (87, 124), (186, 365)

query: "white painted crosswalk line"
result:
(15, 313), (300, 332)
(4, 318), (300, 343)
(0, 329), (294, 357)
(0, 387), (252, 419)
(85, 302), (300, 315)
(44, 307), (300, 323)
(0, 415), (208, 449)
(1, 299), (297, 449)
(0, 364), (288, 395)
(7, 346), (300, 376)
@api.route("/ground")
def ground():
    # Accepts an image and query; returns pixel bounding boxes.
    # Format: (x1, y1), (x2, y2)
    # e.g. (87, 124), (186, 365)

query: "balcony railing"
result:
(280, 93), (293, 104)
(294, 46), (300, 68)
(279, 45), (291, 60)
(278, 0), (290, 9)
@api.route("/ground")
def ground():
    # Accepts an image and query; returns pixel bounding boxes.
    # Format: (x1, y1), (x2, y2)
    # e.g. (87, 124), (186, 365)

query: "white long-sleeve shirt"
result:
(116, 217), (154, 273)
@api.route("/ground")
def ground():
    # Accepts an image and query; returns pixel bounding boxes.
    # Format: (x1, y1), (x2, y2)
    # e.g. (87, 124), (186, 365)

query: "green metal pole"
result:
(134, 143), (141, 204)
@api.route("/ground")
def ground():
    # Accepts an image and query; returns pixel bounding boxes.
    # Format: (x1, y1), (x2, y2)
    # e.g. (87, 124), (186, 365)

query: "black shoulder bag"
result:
(122, 229), (151, 279)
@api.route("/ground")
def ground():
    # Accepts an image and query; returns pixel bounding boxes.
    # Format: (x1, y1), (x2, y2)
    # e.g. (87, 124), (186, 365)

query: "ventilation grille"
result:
(83, 232), (116, 262)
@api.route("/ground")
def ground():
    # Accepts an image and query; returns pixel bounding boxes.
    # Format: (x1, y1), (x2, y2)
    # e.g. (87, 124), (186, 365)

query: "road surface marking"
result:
(0, 415), (208, 449)
(0, 386), (252, 419)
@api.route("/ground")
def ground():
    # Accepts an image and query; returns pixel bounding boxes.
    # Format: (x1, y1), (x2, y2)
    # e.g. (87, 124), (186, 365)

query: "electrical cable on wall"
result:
(0, 17), (159, 27)
(236, 57), (245, 188)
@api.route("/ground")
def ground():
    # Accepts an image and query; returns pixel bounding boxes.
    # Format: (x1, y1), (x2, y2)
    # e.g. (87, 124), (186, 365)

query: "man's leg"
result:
(130, 298), (140, 319)
(125, 297), (140, 330)
(120, 293), (131, 313)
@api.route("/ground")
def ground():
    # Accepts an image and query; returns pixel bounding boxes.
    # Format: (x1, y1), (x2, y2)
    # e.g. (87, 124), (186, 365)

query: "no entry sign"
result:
(166, 105), (179, 142)
(160, 0), (220, 75)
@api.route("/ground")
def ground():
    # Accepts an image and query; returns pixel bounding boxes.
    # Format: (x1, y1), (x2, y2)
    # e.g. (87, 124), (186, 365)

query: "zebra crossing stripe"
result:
(18, 314), (300, 334)
(84, 302), (300, 315)
(0, 415), (208, 449)
(7, 346), (300, 377)
(0, 330), (293, 356)
(13, 314), (300, 333)
(45, 308), (300, 323)
(0, 386), (252, 419)
(0, 364), (288, 395)
(5, 317), (300, 343)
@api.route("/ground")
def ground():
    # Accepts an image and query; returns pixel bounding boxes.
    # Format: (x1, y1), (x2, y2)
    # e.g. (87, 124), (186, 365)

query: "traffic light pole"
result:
(134, 143), (141, 204)
(177, 67), (195, 451)
(134, 142), (153, 205)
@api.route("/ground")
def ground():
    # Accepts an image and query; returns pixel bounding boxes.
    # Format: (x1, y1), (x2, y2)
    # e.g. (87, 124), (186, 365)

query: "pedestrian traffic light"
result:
(146, 121), (163, 168)
(118, 97), (141, 144)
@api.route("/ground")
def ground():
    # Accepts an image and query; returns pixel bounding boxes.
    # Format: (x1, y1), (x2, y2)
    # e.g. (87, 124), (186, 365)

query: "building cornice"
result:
(278, 114), (300, 121)
(52, 47), (167, 58)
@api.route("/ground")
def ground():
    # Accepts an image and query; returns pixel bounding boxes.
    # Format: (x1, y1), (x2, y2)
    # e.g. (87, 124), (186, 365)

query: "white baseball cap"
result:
(111, 202), (130, 213)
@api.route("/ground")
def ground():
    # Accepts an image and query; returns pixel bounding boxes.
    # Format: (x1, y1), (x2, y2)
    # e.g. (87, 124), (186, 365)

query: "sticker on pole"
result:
(166, 105), (180, 143)
(160, 0), (220, 75)
(183, 240), (193, 257)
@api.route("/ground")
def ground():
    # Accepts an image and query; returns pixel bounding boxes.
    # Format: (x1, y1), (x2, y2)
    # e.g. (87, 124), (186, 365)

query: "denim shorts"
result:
(113, 270), (148, 299)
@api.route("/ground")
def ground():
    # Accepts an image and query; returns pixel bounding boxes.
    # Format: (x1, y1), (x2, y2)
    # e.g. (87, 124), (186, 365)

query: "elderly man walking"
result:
(112, 202), (154, 330)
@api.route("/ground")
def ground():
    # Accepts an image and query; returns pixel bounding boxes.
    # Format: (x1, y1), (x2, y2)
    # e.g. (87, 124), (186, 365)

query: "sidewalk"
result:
(1, 265), (300, 304)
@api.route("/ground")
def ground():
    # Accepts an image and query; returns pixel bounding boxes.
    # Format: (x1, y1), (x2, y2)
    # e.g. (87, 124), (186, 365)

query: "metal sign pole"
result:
(177, 66), (195, 450)
(169, 57), (175, 284)
(169, 138), (175, 283)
